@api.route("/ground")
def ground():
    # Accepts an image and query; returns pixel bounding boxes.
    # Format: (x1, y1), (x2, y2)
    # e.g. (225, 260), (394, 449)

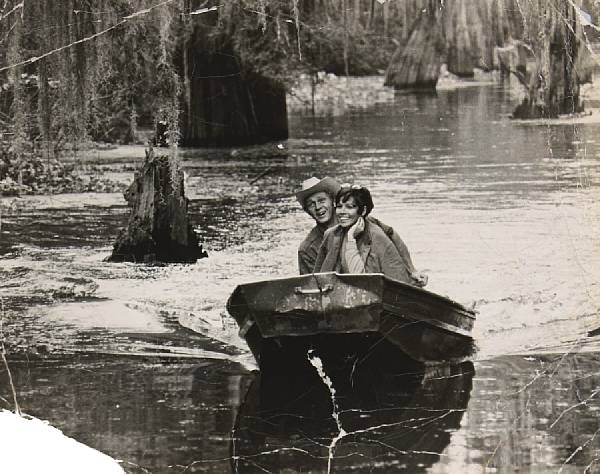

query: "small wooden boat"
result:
(226, 272), (476, 372)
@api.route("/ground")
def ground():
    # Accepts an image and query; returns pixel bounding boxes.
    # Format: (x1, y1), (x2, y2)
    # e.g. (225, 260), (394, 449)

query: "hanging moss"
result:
(510, 0), (588, 119)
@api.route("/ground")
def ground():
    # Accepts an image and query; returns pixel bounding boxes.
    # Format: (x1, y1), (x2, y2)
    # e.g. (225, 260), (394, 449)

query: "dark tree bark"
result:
(178, 45), (288, 147)
(176, 6), (288, 148)
(512, 1), (585, 119)
(384, 2), (445, 89)
(385, 0), (530, 89)
(484, 0), (522, 70)
(107, 148), (207, 263)
(442, 0), (521, 76)
(444, 0), (475, 77)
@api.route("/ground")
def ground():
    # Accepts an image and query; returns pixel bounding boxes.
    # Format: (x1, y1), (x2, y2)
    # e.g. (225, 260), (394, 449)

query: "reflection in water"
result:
(457, 354), (600, 472)
(0, 355), (248, 473)
(232, 362), (474, 472)
(1, 84), (599, 471)
(1, 352), (599, 472)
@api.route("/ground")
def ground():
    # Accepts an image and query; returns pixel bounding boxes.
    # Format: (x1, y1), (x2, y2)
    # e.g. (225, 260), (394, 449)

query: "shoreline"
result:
(2, 70), (600, 197)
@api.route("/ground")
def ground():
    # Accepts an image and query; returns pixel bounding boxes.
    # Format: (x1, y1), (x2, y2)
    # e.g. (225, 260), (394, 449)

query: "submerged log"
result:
(107, 148), (207, 263)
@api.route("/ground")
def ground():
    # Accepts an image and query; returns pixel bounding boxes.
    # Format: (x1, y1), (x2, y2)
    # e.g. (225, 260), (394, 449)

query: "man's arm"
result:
(298, 250), (315, 275)
(312, 232), (332, 273)
(298, 226), (325, 275)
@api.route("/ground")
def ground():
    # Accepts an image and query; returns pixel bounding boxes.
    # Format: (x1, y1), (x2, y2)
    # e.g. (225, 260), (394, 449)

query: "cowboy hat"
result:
(295, 176), (341, 206)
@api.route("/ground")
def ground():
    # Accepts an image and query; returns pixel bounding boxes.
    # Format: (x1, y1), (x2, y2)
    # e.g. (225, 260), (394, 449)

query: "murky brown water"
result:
(1, 82), (600, 472)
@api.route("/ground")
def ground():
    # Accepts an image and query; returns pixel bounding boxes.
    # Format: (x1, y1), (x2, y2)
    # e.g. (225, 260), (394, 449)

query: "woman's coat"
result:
(313, 221), (413, 284)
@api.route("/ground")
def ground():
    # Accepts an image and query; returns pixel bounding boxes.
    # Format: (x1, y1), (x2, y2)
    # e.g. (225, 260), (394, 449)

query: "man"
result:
(296, 176), (427, 287)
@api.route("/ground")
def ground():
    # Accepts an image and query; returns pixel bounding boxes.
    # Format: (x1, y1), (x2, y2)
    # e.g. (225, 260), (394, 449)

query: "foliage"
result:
(229, 0), (408, 83)
(0, 1), (184, 148)
(0, 1), (414, 154)
(0, 0), (189, 193)
(0, 0), (594, 152)
(0, 140), (125, 195)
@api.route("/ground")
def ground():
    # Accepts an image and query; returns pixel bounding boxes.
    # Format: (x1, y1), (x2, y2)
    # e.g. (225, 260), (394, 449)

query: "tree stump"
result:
(107, 148), (208, 263)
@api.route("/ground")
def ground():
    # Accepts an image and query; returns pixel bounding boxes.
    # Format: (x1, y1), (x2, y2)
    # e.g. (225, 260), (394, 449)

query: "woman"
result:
(313, 184), (413, 283)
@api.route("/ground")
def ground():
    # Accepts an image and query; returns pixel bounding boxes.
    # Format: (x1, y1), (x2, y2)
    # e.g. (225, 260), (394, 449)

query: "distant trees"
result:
(0, 0), (185, 194)
(384, 1), (445, 89)
(383, 0), (593, 120)
(292, 0), (415, 76)
(0, 1), (181, 150)
(0, 0), (414, 156)
(0, 0), (594, 172)
(385, 0), (528, 88)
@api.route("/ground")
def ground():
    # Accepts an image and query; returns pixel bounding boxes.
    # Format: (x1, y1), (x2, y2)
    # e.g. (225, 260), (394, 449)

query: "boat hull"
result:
(227, 272), (476, 371)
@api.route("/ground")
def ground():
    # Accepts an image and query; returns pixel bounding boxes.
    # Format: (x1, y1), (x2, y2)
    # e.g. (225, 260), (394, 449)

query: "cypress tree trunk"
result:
(107, 148), (207, 263)
(178, 42), (288, 147)
(512, 0), (584, 119)
(445, 0), (474, 77)
(36, 1), (53, 164)
(443, 0), (518, 75)
(7, 0), (28, 172)
(559, 4), (581, 115)
(382, 0), (390, 37)
(177, 5), (288, 147)
(37, 58), (53, 164)
(384, 2), (444, 89)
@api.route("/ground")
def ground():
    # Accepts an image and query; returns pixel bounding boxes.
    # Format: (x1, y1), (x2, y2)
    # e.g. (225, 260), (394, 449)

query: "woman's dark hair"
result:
(335, 185), (374, 217)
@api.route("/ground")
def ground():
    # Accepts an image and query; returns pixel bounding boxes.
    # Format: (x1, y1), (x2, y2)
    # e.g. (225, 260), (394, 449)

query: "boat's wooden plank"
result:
(381, 303), (472, 337)
(253, 307), (381, 338)
(381, 293), (473, 332)
(380, 314), (476, 363)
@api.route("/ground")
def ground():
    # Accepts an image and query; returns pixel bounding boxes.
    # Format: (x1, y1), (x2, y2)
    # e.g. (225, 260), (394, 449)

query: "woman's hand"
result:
(351, 216), (365, 239)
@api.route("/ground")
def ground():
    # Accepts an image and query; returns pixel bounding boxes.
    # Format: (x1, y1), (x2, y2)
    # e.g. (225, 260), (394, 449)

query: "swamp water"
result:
(1, 83), (599, 472)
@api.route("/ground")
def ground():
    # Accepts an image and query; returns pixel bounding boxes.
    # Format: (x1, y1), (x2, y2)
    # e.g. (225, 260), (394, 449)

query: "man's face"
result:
(305, 191), (334, 225)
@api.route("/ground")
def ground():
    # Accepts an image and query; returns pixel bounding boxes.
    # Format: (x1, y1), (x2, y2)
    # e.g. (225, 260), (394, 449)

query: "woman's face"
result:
(336, 196), (360, 228)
